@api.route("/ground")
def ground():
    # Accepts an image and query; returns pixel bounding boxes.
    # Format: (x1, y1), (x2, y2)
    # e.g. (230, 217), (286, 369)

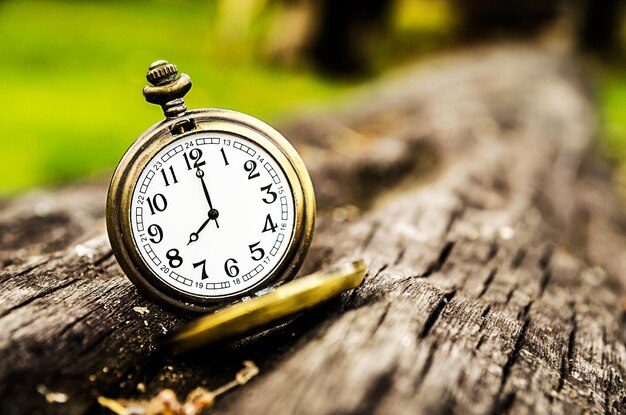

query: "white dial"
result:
(130, 131), (296, 299)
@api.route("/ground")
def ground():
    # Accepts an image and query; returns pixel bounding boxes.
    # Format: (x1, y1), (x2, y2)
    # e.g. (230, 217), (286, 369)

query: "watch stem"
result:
(143, 60), (192, 118)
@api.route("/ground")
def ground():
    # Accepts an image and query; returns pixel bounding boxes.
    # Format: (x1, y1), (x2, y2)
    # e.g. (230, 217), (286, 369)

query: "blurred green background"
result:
(1, 0), (625, 195)
(0, 0), (350, 193)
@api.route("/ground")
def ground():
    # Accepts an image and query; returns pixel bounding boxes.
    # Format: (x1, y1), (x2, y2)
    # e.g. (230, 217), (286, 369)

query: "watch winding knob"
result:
(143, 60), (192, 118)
(146, 60), (178, 86)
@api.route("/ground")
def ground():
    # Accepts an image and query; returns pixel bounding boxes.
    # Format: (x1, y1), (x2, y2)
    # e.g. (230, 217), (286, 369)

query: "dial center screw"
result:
(208, 209), (219, 220)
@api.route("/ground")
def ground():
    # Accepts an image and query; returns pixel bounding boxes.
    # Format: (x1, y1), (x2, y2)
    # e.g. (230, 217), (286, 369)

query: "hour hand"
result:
(187, 210), (220, 245)
(187, 230), (203, 245)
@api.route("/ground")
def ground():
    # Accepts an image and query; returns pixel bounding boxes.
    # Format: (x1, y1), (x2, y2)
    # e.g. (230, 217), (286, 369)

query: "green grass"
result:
(599, 66), (626, 202)
(600, 69), (626, 162)
(0, 0), (350, 194)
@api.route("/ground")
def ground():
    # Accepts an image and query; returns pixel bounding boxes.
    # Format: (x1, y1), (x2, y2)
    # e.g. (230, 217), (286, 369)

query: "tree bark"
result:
(1, 45), (625, 415)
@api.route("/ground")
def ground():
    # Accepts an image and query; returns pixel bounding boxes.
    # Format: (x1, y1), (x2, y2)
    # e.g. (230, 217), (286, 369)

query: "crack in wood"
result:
(537, 244), (554, 270)
(511, 248), (526, 269)
(0, 277), (80, 319)
(376, 263), (389, 275)
(359, 221), (381, 254)
(556, 308), (577, 393)
(474, 334), (486, 353)
(419, 289), (456, 339)
(491, 391), (517, 415)
(344, 263), (391, 309)
(445, 206), (464, 234)
(538, 269), (551, 297)
(352, 365), (397, 414)
(93, 249), (114, 267)
(422, 241), (455, 278)
(413, 341), (437, 393)
(393, 243), (406, 266)
(486, 242), (499, 263)
(479, 305), (492, 333)
(519, 299), (534, 321)
(0, 259), (48, 285)
(343, 285), (362, 311)
(478, 268), (497, 298)
(496, 317), (530, 401)
(373, 301), (392, 334)
(504, 284), (517, 305)
(474, 306), (492, 354)
(493, 297), (534, 411)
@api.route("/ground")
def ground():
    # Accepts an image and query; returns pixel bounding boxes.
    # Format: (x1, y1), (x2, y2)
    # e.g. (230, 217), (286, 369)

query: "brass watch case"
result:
(106, 109), (316, 313)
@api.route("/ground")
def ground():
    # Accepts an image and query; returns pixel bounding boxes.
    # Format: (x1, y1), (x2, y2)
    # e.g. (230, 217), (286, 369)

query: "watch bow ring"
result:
(106, 60), (316, 313)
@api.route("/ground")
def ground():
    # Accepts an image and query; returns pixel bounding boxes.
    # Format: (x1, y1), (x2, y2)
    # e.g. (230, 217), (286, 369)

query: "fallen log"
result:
(1, 45), (625, 415)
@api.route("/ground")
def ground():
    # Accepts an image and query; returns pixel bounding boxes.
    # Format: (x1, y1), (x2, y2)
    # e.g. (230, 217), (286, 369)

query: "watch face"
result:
(130, 131), (296, 300)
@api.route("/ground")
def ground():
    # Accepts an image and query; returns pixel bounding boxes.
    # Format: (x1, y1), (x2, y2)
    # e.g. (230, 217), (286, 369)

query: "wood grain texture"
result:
(1, 45), (625, 415)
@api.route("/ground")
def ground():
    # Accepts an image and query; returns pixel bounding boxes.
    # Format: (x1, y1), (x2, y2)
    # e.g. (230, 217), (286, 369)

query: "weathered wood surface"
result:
(1, 45), (625, 415)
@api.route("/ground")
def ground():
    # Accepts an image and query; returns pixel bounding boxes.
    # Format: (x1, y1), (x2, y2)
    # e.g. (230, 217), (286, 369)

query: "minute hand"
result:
(196, 168), (215, 210)
(196, 168), (220, 229)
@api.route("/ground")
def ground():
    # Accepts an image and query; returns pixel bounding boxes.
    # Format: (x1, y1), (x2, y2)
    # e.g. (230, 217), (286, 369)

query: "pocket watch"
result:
(106, 60), (316, 313)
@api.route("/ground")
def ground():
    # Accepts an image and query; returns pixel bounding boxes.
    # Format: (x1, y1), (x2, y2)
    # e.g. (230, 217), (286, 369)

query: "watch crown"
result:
(146, 60), (178, 86)
(143, 60), (192, 118)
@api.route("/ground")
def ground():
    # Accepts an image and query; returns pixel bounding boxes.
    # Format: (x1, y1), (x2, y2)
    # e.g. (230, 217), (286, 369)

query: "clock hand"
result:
(196, 167), (220, 228)
(188, 218), (210, 245)
(196, 168), (215, 210)
(188, 209), (220, 245)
